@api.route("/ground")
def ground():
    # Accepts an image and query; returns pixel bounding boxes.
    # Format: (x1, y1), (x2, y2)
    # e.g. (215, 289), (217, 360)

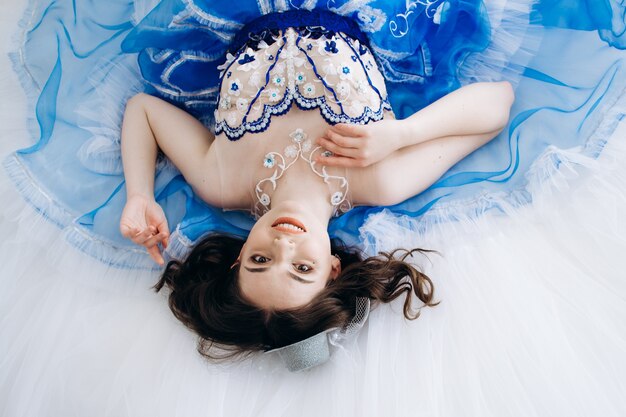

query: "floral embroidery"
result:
(226, 71), (232, 78)
(324, 40), (339, 54)
(268, 54), (274, 61)
(306, 43), (313, 51)
(351, 55), (358, 62)
(238, 52), (255, 65)
(295, 72), (306, 85)
(237, 48), (260, 72)
(259, 193), (271, 206)
(236, 98), (249, 112)
(338, 64), (352, 80)
(355, 79), (368, 95)
(267, 88), (281, 102)
(229, 79), (242, 96)
(217, 52), (236, 77)
(263, 154), (275, 168)
(254, 127), (351, 218)
(219, 96), (232, 110)
(289, 128), (307, 143)
(302, 83), (316, 97)
(331, 192), (344, 205)
(284, 145), (298, 158)
(272, 75), (286, 87)
(336, 81), (351, 97)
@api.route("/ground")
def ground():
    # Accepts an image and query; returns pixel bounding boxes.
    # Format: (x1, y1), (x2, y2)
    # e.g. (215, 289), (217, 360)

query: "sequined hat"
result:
(265, 297), (371, 372)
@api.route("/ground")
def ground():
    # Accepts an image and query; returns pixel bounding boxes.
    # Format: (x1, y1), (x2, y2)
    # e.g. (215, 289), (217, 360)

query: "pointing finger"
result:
(147, 245), (165, 266)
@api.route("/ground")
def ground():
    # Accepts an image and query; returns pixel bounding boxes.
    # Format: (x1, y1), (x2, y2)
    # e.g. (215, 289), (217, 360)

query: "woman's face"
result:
(238, 201), (341, 310)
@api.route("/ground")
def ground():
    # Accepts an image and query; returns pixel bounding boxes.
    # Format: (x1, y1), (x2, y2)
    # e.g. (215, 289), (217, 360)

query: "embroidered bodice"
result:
(214, 25), (392, 140)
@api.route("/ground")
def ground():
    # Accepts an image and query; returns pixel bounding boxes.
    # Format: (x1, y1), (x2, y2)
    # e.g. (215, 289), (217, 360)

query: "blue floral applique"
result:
(325, 40), (339, 54)
(238, 53), (255, 65)
(268, 54), (274, 61)
(229, 79), (242, 95)
(351, 55), (358, 62)
(358, 44), (368, 56)
(306, 44), (313, 51)
(226, 71), (232, 78)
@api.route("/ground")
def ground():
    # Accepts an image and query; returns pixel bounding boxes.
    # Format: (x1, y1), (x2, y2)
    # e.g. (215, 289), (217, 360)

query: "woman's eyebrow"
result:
(243, 266), (314, 284)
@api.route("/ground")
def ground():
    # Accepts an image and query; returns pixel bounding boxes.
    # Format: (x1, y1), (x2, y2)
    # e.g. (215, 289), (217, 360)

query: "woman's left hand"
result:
(315, 119), (404, 168)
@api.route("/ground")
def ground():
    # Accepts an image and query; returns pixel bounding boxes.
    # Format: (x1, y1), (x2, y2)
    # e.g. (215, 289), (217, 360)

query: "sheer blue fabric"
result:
(5, 0), (626, 268)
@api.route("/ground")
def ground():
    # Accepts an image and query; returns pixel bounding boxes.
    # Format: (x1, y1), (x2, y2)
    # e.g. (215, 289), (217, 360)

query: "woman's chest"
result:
(208, 108), (352, 212)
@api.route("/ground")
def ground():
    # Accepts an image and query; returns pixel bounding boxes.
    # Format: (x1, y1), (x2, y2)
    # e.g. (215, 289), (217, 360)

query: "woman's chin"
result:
(270, 200), (309, 213)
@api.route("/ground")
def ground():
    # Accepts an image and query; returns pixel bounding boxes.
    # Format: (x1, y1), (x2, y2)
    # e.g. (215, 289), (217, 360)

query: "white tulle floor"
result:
(1, 1), (626, 416)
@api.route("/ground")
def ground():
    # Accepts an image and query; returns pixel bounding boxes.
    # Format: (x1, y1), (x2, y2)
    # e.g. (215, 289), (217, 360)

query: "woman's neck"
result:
(269, 167), (335, 225)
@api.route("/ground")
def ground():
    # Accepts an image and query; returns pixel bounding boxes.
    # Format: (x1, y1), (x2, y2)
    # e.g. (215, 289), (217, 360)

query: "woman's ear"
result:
(230, 249), (242, 270)
(329, 255), (342, 280)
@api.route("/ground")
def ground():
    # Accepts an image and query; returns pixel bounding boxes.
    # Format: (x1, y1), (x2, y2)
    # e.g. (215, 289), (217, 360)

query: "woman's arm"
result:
(120, 93), (215, 264)
(353, 130), (504, 207)
(121, 93), (215, 196)
(316, 81), (514, 168)
(347, 82), (515, 206)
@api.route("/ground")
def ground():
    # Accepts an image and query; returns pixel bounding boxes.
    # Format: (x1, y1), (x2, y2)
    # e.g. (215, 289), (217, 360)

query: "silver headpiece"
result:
(265, 297), (371, 372)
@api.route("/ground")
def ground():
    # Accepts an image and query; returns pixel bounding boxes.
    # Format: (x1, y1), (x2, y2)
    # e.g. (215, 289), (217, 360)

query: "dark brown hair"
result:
(154, 233), (439, 360)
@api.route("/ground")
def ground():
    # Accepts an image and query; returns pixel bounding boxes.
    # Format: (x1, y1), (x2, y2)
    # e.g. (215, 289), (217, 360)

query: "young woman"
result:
(119, 22), (513, 356)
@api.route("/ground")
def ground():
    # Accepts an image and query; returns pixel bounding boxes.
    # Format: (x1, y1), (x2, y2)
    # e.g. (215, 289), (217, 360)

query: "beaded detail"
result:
(254, 128), (351, 219)
(214, 27), (392, 140)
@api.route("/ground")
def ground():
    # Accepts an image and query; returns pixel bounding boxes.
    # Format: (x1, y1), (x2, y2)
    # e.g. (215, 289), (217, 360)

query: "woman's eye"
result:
(251, 255), (269, 263)
(295, 264), (312, 273)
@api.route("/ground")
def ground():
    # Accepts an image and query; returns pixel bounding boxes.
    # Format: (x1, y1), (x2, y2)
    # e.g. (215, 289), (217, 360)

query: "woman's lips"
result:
(271, 217), (307, 234)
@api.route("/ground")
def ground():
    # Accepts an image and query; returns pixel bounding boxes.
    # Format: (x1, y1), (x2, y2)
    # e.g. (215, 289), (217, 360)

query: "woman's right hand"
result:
(120, 194), (170, 266)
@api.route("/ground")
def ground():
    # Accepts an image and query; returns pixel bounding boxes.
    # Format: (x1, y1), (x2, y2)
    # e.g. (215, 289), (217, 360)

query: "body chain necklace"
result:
(254, 127), (351, 218)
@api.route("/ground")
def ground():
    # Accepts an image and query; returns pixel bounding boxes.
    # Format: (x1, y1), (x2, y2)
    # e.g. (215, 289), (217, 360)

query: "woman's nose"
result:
(273, 236), (295, 248)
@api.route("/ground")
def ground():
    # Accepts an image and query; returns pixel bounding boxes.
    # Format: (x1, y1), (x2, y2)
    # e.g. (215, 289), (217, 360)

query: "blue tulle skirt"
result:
(5, 0), (626, 268)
